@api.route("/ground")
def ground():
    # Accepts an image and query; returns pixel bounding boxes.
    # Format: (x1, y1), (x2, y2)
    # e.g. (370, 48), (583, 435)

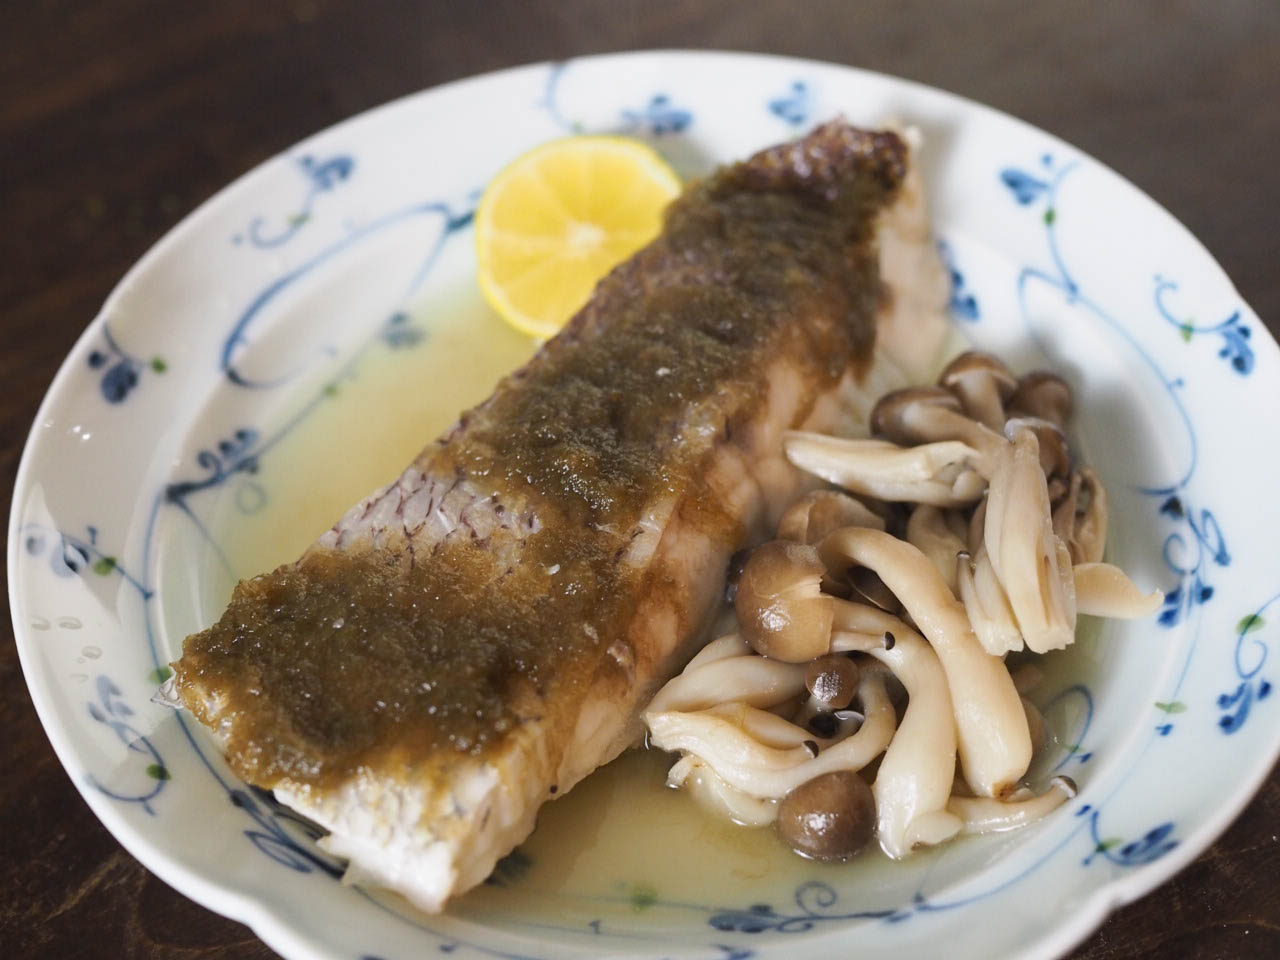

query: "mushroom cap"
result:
(804, 654), (861, 708)
(939, 351), (1018, 396)
(777, 490), (885, 544)
(847, 566), (902, 614)
(776, 770), (876, 861)
(1010, 371), (1074, 426)
(1004, 416), (1071, 478)
(870, 387), (962, 443)
(735, 540), (835, 663)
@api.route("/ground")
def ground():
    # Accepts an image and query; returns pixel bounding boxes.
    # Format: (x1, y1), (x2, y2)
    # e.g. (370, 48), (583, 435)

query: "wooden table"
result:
(2, 2), (1277, 956)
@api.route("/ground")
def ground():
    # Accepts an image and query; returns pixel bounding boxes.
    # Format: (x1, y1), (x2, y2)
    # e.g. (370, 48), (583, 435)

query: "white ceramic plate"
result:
(10, 51), (1279, 960)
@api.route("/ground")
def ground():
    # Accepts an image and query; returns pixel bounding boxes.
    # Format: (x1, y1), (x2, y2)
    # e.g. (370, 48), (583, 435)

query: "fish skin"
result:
(174, 121), (946, 912)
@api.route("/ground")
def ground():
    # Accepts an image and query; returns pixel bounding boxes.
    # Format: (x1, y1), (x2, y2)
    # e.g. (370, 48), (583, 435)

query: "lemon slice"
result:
(475, 136), (682, 339)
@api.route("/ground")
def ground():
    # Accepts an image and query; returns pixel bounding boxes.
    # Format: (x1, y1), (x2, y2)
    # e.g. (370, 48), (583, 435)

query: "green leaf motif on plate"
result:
(1237, 613), (1266, 634)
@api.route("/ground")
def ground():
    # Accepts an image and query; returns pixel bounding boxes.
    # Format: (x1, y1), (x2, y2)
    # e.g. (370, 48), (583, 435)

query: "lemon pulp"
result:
(475, 136), (682, 339)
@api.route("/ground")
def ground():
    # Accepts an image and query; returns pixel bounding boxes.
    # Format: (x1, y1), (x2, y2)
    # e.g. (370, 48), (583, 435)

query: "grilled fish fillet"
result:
(174, 121), (949, 912)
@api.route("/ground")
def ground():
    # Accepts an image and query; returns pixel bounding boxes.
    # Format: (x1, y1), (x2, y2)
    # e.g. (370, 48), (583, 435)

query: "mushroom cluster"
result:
(644, 352), (1160, 863)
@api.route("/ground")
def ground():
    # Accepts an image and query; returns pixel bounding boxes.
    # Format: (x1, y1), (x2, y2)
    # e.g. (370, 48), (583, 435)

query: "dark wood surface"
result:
(2, 1), (1277, 957)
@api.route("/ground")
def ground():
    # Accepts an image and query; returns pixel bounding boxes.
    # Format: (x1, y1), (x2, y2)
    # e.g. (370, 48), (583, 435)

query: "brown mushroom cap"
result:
(870, 386), (963, 443)
(776, 770), (877, 861)
(939, 352), (1018, 429)
(777, 490), (885, 544)
(1004, 416), (1071, 479)
(804, 654), (861, 708)
(1009, 371), (1074, 427)
(847, 566), (902, 614)
(735, 540), (834, 662)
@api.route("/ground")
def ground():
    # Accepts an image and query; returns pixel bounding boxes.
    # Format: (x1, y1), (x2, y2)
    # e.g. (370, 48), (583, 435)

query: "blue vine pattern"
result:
(938, 238), (980, 321)
(1077, 805), (1178, 867)
(22, 523), (153, 597)
(232, 785), (344, 878)
(1044, 684), (1095, 768)
(620, 94), (692, 136)
(709, 883), (894, 933)
(1217, 594), (1276, 733)
(239, 153), (355, 248)
(1154, 495), (1229, 629)
(1154, 276), (1253, 375)
(85, 676), (170, 815)
(999, 153), (1231, 694)
(220, 200), (472, 388)
(767, 81), (811, 127)
(542, 60), (694, 140)
(87, 324), (166, 403)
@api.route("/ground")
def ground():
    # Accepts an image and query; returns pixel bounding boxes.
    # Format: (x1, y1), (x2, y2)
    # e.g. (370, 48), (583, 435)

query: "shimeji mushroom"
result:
(778, 489), (885, 543)
(646, 653), (807, 713)
(984, 428), (1076, 653)
(794, 655), (864, 737)
(938, 352), (1018, 431)
(667, 755), (779, 828)
(734, 540), (834, 662)
(829, 599), (962, 857)
(1073, 562), (1164, 618)
(783, 432), (985, 507)
(1009, 371), (1073, 428)
(870, 387), (1006, 477)
(1004, 415), (1071, 480)
(956, 546), (1024, 656)
(700, 701), (847, 749)
(645, 670), (897, 799)
(906, 504), (968, 593)
(1074, 467), (1109, 564)
(947, 775), (1077, 834)
(776, 770), (877, 860)
(817, 526), (1031, 797)
(681, 633), (752, 672)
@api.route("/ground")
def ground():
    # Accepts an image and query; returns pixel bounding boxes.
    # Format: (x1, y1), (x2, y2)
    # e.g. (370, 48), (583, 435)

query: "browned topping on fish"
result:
(173, 121), (946, 911)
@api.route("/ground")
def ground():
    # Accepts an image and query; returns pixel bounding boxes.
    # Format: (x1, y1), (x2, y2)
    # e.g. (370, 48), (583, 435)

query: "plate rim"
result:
(9, 48), (1279, 960)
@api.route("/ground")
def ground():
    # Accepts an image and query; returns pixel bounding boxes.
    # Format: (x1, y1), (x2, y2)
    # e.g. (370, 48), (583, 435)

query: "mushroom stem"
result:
(907, 504), (967, 593)
(938, 351), (1018, 431)
(667, 755), (780, 828)
(870, 387), (1007, 476)
(947, 775), (1077, 834)
(783, 432), (985, 507)
(1073, 562), (1164, 618)
(957, 546), (1025, 656)
(646, 671), (896, 799)
(817, 528), (1031, 798)
(967, 497), (987, 553)
(984, 428), (1076, 653)
(830, 599), (962, 858)
(684, 633), (751, 672)
(647, 655), (807, 714)
(702, 701), (844, 749)
(1075, 467), (1109, 564)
